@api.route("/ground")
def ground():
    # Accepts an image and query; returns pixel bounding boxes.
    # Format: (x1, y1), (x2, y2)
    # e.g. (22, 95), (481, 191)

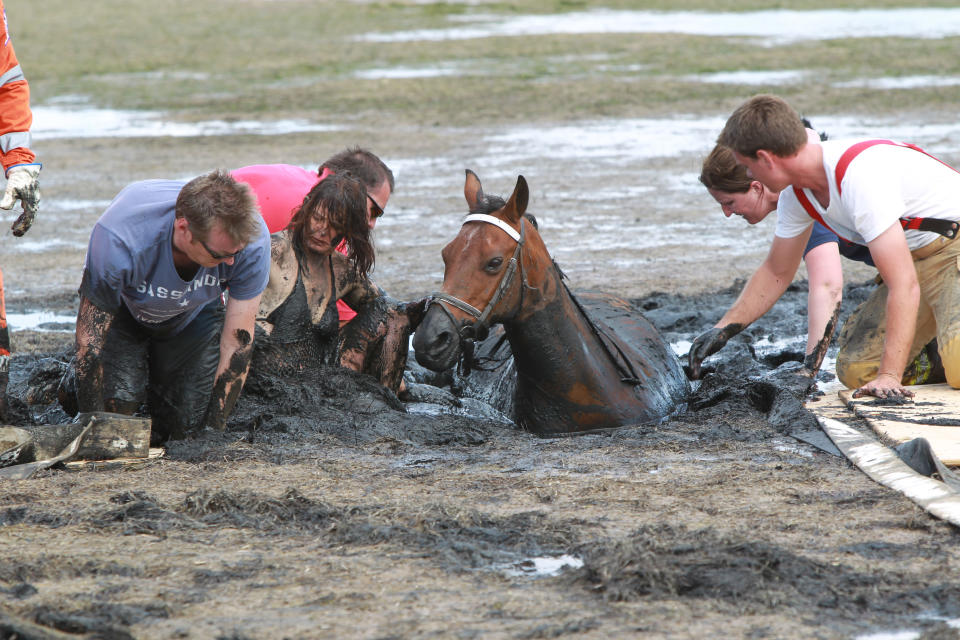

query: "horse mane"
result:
(468, 195), (506, 216)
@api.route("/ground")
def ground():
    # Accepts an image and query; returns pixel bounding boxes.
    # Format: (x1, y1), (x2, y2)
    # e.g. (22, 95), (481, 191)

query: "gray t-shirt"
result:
(81, 179), (270, 335)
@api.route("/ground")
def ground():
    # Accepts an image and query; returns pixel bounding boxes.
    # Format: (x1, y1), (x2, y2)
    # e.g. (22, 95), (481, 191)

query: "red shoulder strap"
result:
(835, 139), (958, 196)
(792, 185), (850, 242)
(793, 140), (960, 245)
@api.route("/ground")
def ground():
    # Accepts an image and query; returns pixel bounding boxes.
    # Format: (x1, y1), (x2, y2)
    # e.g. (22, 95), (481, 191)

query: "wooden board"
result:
(64, 447), (165, 472)
(2, 413), (151, 462)
(836, 383), (960, 466)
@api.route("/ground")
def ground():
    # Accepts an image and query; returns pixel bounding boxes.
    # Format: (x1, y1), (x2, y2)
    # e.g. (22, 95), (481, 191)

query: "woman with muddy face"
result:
(698, 133), (875, 377)
(251, 172), (414, 393)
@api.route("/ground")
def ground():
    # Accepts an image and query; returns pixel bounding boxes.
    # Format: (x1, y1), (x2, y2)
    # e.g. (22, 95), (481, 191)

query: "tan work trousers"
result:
(836, 236), (960, 389)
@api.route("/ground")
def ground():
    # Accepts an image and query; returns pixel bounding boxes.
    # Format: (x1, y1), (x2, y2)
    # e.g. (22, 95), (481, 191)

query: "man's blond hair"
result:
(718, 94), (808, 160)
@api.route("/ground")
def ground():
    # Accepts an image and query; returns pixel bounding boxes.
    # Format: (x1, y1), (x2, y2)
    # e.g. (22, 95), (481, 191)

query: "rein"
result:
(560, 280), (643, 385)
(428, 214), (527, 375)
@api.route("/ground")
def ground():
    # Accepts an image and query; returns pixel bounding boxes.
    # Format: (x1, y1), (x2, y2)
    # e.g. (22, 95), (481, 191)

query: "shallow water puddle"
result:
(357, 62), (960, 92)
(358, 8), (960, 44)
(671, 336), (805, 358)
(6, 311), (76, 332)
(5, 237), (87, 253)
(751, 335), (805, 355)
(858, 632), (921, 640)
(482, 116), (726, 163)
(856, 617), (960, 640)
(834, 75), (960, 90)
(481, 116), (960, 170)
(354, 63), (465, 80)
(405, 399), (513, 424)
(502, 554), (583, 578)
(32, 102), (960, 173)
(403, 113), (960, 204)
(39, 198), (113, 212)
(685, 70), (810, 86)
(31, 104), (340, 140)
(771, 442), (814, 459)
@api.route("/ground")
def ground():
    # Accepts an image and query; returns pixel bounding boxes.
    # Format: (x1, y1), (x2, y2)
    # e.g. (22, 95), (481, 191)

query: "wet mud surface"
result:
(3, 278), (960, 639)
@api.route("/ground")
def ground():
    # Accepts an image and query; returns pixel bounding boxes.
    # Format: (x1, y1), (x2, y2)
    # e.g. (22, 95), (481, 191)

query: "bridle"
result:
(427, 214), (528, 374)
(426, 212), (645, 387)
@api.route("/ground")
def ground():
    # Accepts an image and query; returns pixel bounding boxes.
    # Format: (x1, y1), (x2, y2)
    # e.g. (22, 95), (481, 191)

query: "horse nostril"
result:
(432, 330), (454, 352)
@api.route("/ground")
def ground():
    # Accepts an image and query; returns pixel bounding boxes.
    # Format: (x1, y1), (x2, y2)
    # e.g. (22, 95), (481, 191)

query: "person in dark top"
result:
(253, 172), (414, 394)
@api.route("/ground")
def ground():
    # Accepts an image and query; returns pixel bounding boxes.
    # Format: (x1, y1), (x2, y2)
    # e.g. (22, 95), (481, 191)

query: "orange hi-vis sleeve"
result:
(0, 2), (34, 173)
(0, 268), (10, 369)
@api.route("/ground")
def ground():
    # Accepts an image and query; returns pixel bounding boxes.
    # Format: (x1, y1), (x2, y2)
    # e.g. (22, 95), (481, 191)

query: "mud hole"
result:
(2, 281), (960, 639)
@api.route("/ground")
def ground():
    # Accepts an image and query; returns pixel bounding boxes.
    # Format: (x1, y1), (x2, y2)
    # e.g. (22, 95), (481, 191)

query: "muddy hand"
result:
(3, 164), (42, 236)
(401, 297), (429, 329)
(688, 324), (742, 380)
(852, 374), (915, 400)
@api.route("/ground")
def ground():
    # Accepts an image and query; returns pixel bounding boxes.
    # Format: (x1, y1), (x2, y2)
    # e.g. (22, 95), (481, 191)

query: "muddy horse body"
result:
(412, 171), (689, 435)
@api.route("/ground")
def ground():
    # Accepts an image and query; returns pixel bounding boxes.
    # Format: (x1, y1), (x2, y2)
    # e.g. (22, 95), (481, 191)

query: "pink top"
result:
(232, 163), (357, 323)
(231, 164), (320, 233)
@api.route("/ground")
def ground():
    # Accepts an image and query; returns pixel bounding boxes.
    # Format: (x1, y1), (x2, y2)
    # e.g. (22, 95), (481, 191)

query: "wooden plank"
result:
(72, 412), (151, 460)
(1, 414), (152, 480)
(837, 383), (960, 466)
(15, 413), (151, 461)
(64, 447), (165, 472)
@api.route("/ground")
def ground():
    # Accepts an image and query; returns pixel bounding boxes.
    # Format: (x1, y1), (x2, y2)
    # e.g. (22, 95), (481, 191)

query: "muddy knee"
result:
(835, 356), (879, 389)
(938, 333), (960, 388)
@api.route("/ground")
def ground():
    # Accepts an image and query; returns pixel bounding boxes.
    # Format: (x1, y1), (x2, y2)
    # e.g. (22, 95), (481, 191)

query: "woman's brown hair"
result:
(699, 144), (751, 194)
(287, 172), (375, 279)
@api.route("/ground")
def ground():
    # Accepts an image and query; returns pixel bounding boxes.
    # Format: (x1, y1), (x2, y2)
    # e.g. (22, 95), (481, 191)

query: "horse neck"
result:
(501, 262), (618, 386)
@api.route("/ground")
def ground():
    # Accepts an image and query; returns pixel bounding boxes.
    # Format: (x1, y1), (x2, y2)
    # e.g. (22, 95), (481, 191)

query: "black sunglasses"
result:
(367, 193), (385, 219)
(198, 236), (242, 261)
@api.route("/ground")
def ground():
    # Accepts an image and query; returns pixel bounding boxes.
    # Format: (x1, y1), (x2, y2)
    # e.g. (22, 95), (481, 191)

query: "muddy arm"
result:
(74, 295), (116, 412)
(339, 269), (427, 327)
(204, 294), (260, 430)
(803, 242), (843, 357)
(690, 233), (808, 379)
(339, 272), (384, 312)
(337, 276), (387, 371)
(339, 296), (413, 392)
(337, 275), (417, 392)
(803, 303), (841, 376)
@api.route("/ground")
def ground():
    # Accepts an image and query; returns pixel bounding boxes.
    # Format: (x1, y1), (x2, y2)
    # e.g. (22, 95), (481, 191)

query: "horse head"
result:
(414, 170), (690, 434)
(413, 170), (547, 373)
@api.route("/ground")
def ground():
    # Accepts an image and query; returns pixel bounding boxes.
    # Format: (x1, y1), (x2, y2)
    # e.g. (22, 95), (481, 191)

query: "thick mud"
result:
(4, 278), (960, 639)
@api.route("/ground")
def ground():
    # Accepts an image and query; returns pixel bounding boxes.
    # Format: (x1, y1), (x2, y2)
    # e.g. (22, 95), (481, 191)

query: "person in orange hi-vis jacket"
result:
(0, 0), (43, 421)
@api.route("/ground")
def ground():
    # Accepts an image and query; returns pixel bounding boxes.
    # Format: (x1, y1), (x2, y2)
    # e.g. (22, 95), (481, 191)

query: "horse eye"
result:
(485, 256), (503, 272)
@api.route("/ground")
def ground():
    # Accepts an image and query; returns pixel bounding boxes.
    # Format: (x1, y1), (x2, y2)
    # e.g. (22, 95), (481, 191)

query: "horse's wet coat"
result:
(413, 170), (689, 435)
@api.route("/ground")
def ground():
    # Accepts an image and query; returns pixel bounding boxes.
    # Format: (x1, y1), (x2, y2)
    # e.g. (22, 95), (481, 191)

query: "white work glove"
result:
(2, 163), (42, 236)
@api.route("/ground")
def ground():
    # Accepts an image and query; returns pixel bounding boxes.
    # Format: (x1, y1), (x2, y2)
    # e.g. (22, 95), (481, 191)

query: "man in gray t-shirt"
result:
(62, 170), (270, 442)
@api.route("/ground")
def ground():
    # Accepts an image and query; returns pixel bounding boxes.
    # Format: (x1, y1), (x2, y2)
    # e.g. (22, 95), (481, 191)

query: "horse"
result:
(412, 170), (690, 436)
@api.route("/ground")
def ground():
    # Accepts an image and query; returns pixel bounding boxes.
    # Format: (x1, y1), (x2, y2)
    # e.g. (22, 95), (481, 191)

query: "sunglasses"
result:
(197, 235), (242, 261)
(367, 193), (385, 220)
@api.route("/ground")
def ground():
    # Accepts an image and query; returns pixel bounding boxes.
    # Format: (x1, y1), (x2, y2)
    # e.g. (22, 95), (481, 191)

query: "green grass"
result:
(9, 0), (960, 126)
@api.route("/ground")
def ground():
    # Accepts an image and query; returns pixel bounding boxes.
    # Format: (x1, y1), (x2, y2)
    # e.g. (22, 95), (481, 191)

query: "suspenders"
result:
(792, 139), (960, 242)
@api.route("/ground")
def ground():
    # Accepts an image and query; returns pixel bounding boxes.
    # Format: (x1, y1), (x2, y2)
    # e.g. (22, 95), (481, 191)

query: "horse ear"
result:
(504, 175), (528, 222)
(464, 169), (484, 210)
